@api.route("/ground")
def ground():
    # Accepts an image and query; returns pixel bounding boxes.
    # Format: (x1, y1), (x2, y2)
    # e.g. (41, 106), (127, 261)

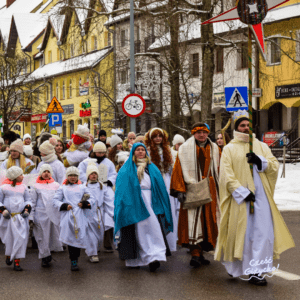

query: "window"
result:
(86, 76), (89, 95)
(94, 77), (98, 94)
(62, 81), (65, 99)
(36, 91), (40, 104)
(69, 79), (72, 98)
(23, 59), (27, 74)
(57, 48), (60, 61)
(56, 82), (59, 99)
(120, 70), (127, 84)
(237, 43), (248, 69)
(121, 29), (128, 47)
(270, 38), (281, 64)
(48, 51), (52, 63)
(94, 36), (98, 50)
(190, 53), (199, 77)
(296, 31), (300, 61)
(216, 47), (224, 73)
(70, 44), (74, 57)
(108, 32), (111, 47)
(45, 86), (49, 102)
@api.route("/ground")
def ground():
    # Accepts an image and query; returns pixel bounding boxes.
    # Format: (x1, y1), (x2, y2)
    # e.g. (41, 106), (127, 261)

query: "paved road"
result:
(1, 211), (299, 300)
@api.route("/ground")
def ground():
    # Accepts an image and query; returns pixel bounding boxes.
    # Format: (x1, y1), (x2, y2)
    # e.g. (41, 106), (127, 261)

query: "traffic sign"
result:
(122, 94), (146, 118)
(252, 88), (262, 97)
(46, 97), (64, 113)
(49, 113), (62, 127)
(225, 86), (248, 111)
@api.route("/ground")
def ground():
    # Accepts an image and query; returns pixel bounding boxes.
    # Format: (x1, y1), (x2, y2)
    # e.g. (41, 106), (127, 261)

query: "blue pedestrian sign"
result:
(225, 86), (248, 111)
(49, 113), (62, 127)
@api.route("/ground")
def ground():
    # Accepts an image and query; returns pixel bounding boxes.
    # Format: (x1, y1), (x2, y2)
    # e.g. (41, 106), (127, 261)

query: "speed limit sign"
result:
(122, 94), (146, 118)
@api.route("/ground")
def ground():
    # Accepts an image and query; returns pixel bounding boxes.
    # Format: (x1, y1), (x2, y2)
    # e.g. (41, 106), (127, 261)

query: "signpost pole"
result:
(130, 0), (136, 133)
(248, 26), (254, 215)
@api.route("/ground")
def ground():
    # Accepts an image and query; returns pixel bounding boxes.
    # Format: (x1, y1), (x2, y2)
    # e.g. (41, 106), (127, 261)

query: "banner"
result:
(31, 114), (47, 123)
(79, 82), (89, 96)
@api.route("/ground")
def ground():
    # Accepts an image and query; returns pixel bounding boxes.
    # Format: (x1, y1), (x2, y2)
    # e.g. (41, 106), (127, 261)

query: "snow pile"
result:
(274, 163), (300, 211)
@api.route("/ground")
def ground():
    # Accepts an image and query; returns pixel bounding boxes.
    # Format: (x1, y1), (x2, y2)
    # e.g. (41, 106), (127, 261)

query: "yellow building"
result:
(1, 0), (115, 140)
(259, 0), (300, 140)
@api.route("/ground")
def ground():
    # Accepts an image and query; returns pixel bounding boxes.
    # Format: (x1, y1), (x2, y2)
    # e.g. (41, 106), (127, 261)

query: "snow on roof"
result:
(0, 0), (6, 9)
(0, 0), (43, 17)
(150, 2), (300, 50)
(35, 0), (53, 13)
(102, 0), (114, 13)
(37, 43), (42, 49)
(27, 47), (112, 81)
(73, 0), (90, 30)
(0, 17), (12, 45)
(49, 14), (65, 41)
(13, 13), (48, 49)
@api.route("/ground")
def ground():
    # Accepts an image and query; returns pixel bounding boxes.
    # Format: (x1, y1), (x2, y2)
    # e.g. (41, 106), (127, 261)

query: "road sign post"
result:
(46, 97), (64, 114)
(225, 86), (248, 111)
(122, 94), (146, 118)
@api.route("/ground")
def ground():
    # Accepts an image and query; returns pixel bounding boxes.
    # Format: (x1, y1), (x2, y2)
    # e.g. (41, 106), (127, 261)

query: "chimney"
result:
(6, 0), (16, 8)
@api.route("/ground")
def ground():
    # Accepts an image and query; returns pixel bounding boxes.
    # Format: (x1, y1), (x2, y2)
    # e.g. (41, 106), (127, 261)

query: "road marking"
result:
(272, 270), (300, 280)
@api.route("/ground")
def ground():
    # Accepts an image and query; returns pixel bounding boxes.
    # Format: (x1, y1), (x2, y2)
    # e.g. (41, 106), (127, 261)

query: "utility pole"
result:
(130, 0), (136, 132)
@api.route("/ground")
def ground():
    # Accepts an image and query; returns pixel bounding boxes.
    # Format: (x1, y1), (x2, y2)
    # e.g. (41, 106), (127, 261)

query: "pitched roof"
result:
(0, 0), (43, 17)
(0, 17), (12, 46)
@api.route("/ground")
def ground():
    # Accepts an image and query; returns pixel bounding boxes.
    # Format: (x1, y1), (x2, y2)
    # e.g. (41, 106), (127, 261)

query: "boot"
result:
(190, 248), (201, 268)
(149, 261), (160, 272)
(13, 259), (23, 271)
(46, 255), (52, 263)
(5, 256), (12, 266)
(31, 237), (38, 249)
(199, 255), (210, 265)
(71, 260), (79, 271)
(41, 257), (50, 268)
(249, 274), (267, 286)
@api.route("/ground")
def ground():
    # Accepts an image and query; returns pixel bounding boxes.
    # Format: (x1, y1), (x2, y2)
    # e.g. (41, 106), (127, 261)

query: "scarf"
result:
(63, 179), (82, 185)
(3, 178), (22, 185)
(233, 130), (256, 143)
(6, 154), (27, 171)
(41, 152), (57, 163)
(136, 158), (148, 183)
(96, 156), (106, 164)
(36, 177), (55, 184)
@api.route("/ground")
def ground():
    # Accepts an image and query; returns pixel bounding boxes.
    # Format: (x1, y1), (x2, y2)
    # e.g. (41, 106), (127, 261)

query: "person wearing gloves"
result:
(1, 139), (36, 174)
(30, 164), (63, 268)
(37, 138), (65, 185)
(52, 166), (95, 271)
(108, 135), (123, 166)
(0, 166), (32, 271)
(63, 124), (93, 167)
(23, 134), (32, 146)
(78, 141), (117, 253)
(123, 132), (136, 151)
(115, 143), (173, 272)
(116, 151), (130, 173)
(24, 145), (41, 169)
(85, 162), (114, 262)
(171, 134), (185, 166)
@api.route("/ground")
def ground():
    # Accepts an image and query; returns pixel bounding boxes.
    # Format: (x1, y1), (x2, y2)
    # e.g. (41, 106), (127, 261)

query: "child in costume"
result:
(52, 166), (95, 271)
(0, 166), (32, 271)
(85, 162), (114, 262)
(30, 164), (63, 268)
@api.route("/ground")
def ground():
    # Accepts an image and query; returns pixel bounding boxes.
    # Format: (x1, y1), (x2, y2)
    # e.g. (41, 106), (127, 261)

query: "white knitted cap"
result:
(39, 137), (57, 155)
(117, 151), (129, 163)
(86, 160), (99, 179)
(110, 135), (123, 148)
(93, 141), (106, 153)
(39, 164), (53, 176)
(172, 134), (185, 146)
(10, 139), (24, 154)
(0, 137), (4, 144)
(23, 133), (31, 141)
(6, 166), (23, 180)
(66, 166), (80, 177)
(23, 145), (33, 157)
(74, 123), (90, 140)
(106, 137), (111, 145)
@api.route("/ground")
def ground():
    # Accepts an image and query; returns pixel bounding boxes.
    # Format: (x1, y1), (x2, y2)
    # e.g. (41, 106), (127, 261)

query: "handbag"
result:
(183, 151), (213, 210)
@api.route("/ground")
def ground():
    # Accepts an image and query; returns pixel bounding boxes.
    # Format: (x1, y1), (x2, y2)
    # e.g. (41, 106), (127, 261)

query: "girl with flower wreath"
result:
(145, 128), (180, 252)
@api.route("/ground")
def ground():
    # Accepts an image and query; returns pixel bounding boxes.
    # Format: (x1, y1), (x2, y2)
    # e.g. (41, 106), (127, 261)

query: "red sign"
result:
(263, 131), (283, 147)
(31, 114), (47, 123)
(80, 110), (92, 117)
(9, 111), (31, 122)
(122, 94), (146, 118)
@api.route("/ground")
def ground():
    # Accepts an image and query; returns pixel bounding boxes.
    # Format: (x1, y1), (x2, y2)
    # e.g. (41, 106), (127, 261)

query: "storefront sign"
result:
(9, 110), (31, 122)
(80, 109), (92, 117)
(62, 104), (74, 115)
(31, 114), (47, 123)
(79, 82), (89, 96)
(275, 84), (300, 99)
(263, 131), (287, 147)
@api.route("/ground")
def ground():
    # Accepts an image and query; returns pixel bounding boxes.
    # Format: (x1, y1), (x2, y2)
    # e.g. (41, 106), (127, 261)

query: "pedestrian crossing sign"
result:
(46, 97), (64, 113)
(225, 86), (248, 112)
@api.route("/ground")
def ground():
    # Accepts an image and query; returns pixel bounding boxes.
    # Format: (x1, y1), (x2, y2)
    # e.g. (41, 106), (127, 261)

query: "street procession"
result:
(0, 0), (300, 298)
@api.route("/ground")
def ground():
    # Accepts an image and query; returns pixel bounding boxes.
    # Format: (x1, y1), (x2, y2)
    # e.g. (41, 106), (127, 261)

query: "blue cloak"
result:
(114, 142), (173, 234)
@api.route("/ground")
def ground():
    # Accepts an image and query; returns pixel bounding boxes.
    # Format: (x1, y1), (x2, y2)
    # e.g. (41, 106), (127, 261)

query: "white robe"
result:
(52, 184), (96, 252)
(63, 149), (89, 167)
(223, 156), (275, 277)
(37, 160), (66, 185)
(1, 157), (36, 174)
(0, 184), (32, 261)
(84, 182), (114, 256)
(126, 172), (167, 267)
(30, 182), (63, 259)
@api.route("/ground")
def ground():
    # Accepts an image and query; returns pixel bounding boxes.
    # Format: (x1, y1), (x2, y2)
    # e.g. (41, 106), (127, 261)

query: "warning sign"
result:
(46, 97), (64, 113)
(225, 87), (248, 112)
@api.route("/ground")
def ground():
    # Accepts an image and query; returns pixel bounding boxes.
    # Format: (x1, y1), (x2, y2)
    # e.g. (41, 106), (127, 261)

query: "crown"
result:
(233, 110), (249, 123)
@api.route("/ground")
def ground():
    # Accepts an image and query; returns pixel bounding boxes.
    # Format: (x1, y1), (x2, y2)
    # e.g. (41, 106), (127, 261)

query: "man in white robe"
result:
(215, 110), (295, 286)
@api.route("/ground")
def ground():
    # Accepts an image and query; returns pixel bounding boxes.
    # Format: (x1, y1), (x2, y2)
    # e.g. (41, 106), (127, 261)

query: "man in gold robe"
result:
(215, 110), (295, 286)
(170, 123), (221, 267)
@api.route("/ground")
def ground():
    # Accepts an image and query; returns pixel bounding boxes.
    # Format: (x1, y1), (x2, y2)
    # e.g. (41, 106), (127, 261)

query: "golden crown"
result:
(233, 109), (249, 123)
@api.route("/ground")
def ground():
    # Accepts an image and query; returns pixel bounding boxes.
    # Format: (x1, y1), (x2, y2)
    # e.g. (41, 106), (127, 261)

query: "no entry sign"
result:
(122, 94), (146, 118)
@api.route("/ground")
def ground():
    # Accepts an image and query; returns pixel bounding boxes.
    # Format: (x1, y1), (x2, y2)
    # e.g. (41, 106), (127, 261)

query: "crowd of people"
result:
(0, 110), (295, 286)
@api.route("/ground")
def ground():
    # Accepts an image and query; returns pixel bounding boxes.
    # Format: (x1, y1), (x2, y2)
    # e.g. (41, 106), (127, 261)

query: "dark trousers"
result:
(68, 245), (81, 261)
(104, 228), (114, 249)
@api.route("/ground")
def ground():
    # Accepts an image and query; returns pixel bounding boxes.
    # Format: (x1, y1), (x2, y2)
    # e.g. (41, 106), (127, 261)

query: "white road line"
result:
(272, 270), (300, 280)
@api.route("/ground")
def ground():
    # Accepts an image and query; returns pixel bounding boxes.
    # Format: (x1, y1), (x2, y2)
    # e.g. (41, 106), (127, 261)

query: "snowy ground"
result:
(274, 163), (300, 211)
